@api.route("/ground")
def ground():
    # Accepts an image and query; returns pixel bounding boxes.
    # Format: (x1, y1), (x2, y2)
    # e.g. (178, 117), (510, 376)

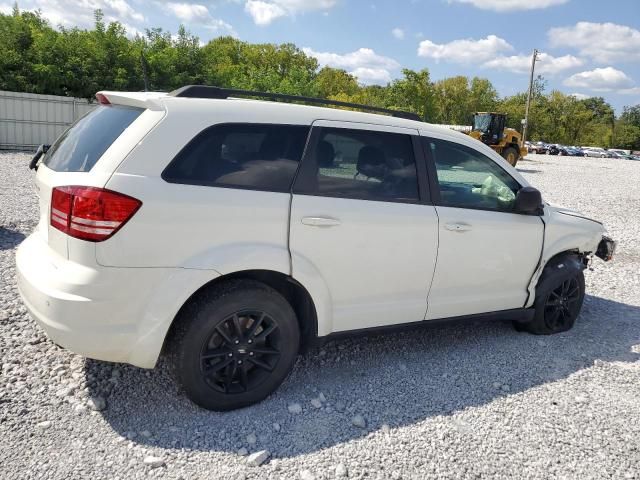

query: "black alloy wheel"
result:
(200, 310), (281, 394)
(543, 277), (581, 331)
(172, 279), (300, 411)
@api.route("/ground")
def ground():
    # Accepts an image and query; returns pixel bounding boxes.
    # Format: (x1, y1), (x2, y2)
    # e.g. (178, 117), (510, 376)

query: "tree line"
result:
(1, 7), (639, 149)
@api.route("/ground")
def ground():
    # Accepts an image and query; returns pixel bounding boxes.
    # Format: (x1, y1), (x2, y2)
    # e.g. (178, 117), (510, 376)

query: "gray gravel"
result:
(1, 151), (639, 479)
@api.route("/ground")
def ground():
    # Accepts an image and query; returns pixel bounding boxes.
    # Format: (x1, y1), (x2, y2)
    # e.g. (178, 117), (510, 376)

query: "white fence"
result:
(0, 90), (96, 151)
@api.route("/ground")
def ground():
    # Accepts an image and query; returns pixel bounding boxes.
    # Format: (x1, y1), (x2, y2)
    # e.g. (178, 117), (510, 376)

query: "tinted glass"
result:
(44, 105), (143, 172)
(427, 138), (520, 211)
(162, 124), (309, 192)
(296, 128), (419, 202)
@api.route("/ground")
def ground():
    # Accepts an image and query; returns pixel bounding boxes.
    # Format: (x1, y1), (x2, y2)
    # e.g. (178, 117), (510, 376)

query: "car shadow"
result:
(0, 226), (26, 251)
(86, 294), (639, 458)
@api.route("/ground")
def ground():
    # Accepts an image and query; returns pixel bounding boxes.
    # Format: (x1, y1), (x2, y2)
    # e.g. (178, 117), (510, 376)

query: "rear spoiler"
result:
(95, 91), (167, 111)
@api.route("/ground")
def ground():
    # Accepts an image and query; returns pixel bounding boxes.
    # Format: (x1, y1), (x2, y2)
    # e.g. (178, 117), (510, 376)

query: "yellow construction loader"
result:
(468, 112), (527, 166)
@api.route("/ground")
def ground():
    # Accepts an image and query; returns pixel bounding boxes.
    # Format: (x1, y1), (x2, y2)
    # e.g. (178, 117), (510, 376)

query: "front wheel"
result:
(171, 280), (300, 410)
(502, 146), (519, 166)
(515, 269), (585, 335)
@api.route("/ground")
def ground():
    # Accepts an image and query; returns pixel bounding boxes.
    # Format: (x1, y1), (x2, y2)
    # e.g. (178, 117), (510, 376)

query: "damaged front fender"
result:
(524, 204), (609, 308)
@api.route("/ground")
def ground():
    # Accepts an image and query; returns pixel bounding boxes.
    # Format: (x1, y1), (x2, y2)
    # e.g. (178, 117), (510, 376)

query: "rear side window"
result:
(44, 105), (143, 172)
(293, 127), (420, 202)
(162, 124), (310, 193)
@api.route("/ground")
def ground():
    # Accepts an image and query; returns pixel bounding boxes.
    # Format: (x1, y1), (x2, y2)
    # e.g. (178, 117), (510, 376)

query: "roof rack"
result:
(169, 85), (422, 122)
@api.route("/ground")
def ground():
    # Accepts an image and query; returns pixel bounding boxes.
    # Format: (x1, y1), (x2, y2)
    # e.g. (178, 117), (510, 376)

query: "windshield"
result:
(43, 105), (143, 172)
(473, 114), (492, 132)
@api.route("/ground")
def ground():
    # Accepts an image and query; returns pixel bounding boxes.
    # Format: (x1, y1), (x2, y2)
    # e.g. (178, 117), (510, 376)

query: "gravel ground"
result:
(1, 151), (639, 480)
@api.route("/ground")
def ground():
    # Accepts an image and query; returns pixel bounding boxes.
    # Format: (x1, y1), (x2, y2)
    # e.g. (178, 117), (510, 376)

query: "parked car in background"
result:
(567, 146), (586, 156)
(609, 151), (633, 160)
(526, 141), (548, 154)
(609, 149), (631, 156)
(17, 86), (616, 411)
(583, 147), (608, 158)
(547, 144), (560, 155)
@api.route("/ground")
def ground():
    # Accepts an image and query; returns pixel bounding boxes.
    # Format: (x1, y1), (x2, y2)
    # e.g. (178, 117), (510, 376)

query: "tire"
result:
(515, 264), (585, 335)
(502, 146), (519, 166)
(171, 280), (300, 411)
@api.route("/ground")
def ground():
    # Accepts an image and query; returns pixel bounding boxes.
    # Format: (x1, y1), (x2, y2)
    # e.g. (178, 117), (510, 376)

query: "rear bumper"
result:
(15, 234), (178, 368)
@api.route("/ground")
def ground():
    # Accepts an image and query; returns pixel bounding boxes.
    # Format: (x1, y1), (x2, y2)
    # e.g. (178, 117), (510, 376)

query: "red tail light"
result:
(51, 186), (141, 242)
(95, 93), (111, 105)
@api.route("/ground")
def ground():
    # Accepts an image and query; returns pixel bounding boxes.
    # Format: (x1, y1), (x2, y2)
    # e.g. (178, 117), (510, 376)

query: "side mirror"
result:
(515, 186), (543, 215)
(29, 144), (50, 171)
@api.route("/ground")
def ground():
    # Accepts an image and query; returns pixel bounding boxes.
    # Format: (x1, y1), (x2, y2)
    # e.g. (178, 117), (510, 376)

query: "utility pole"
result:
(522, 49), (538, 144)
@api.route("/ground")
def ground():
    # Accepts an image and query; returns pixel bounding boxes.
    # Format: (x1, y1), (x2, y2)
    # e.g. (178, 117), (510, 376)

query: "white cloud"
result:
(549, 22), (640, 63)
(165, 3), (210, 23)
(244, 1), (286, 25)
(563, 67), (634, 92)
(304, 47), (399, 71)
(106, 0), (144, 22)
(569, 93), (589, 100)
(120, 22), (144, 38)
(418, 35), (513, 64)
(303, 47), (400, 85)
(619, 87), (640, 95)
(351, 67), (392, 84)
(0, 2), (13, 13)
(9, 0), (145, 28)
(483, 52), (583, 75)
(417, 36), (583, 76)
(244, 0), (337, 25)
(164, 2), (237, 36)
(448, 0), (568, 11)
(392, 28), (405, 40)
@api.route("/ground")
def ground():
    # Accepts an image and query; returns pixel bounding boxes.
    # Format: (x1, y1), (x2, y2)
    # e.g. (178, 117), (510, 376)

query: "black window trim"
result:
(292, 125), (431, 206)
(420, 135), (535, 216)
(160, 122), (313, 194)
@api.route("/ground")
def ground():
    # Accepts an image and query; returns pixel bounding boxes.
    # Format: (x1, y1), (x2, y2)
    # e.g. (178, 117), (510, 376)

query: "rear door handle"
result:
(301, 216), (341, 227)
(444, 222), (472, 232)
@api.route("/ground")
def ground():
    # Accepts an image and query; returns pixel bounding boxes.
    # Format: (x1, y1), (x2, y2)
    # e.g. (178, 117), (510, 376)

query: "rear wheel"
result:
(516, 269), (585, 335)
(171, 280), (300, 410)
(502, 146), (519, 166)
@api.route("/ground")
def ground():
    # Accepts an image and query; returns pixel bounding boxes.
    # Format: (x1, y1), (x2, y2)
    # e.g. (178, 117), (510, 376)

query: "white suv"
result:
(17, 86), (615, 410)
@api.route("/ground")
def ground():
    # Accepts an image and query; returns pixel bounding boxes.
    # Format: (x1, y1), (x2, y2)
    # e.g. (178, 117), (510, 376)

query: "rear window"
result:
(162, 124), (310, 192)
(43, 105), (143, 172)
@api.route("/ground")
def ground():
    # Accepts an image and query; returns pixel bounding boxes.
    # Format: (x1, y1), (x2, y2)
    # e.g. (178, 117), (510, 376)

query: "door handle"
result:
(444, 222), (472, 232)
(301, 216), (341, 227)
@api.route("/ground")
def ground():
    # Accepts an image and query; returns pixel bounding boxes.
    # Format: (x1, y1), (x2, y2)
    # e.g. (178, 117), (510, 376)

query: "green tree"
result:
(386, 69), (435, 121)
(0, 7), (633, 149)
(432, 76), (471, 125)
(315, 67), (359, 98)
(620, 105), (640, 128)
(468, 77), (499, 114)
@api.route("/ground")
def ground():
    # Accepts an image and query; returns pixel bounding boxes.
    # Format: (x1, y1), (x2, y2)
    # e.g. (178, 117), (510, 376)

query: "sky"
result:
(2, 0), (640, 112)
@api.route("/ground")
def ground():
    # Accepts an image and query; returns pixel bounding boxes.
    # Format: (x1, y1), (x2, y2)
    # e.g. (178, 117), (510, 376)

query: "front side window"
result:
(44, 105), (143, 172)
(426, 138), (520, 212)
(294, 128), (419, 202)
(162, 124), (310, 192)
